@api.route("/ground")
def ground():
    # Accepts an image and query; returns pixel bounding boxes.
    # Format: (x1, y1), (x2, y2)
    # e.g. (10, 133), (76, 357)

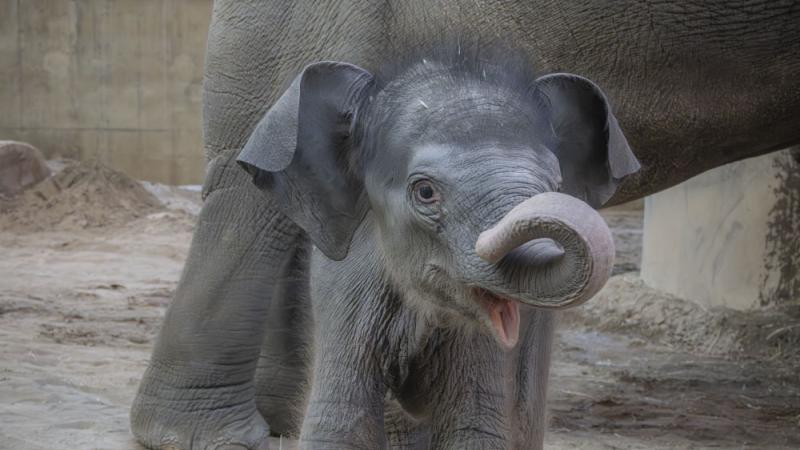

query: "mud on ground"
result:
(0, 162), (798, 449)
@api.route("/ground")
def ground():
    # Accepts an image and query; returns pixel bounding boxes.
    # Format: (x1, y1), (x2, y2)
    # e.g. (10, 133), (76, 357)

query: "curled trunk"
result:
(475, 192), (615, 308)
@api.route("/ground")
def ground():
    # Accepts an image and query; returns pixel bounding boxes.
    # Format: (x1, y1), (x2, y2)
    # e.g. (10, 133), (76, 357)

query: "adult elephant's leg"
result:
(131, 151), (303, 450)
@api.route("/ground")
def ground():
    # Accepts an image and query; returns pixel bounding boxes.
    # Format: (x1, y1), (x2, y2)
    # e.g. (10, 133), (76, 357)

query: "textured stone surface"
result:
(642, 148), (800, 310)
(0, 140), (50, 196)
(0, 0), (211, 184)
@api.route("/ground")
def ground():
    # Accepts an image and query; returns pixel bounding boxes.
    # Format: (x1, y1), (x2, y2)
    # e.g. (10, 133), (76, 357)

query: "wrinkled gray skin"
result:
(131, 1), (800, 449)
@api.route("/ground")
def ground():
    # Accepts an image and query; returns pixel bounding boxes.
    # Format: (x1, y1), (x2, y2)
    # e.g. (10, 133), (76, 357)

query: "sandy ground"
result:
(1, 162), (798, 449)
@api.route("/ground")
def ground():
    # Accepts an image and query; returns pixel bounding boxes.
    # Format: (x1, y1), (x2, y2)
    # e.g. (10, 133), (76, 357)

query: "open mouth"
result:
(473, 287), (521, 350)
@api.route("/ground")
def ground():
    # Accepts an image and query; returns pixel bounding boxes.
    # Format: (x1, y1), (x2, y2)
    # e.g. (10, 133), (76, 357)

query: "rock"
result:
(0, 141), (51, 197)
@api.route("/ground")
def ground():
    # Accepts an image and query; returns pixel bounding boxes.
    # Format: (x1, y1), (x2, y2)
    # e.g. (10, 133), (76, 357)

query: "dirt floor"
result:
(1, 161), (798, 449)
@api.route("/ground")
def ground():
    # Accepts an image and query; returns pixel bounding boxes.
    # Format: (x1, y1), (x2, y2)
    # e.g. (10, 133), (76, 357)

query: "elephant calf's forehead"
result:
(374, 64), (544, 146)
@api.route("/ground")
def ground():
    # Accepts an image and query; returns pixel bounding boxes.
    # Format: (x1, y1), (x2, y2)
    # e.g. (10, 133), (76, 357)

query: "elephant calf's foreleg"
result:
(131, 157), (303, 450)
(254, 242), (312, 437)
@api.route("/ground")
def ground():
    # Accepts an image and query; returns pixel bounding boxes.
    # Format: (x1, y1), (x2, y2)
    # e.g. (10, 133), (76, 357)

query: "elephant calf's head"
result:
(238, 53), (639, 349)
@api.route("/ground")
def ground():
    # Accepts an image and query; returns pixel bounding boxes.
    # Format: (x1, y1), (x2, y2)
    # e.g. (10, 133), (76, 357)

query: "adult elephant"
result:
(131, 1), (800, 449)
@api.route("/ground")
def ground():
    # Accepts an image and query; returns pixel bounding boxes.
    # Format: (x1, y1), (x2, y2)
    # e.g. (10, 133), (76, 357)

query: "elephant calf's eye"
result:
(413, 180), (439, 204)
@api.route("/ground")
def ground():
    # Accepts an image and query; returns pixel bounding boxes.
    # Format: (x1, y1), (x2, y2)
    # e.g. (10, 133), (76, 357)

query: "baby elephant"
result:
(235, 52), (639, 449)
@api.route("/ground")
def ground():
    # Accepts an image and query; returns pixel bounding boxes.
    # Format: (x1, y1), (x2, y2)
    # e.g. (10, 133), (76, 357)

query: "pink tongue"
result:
(488, 298), (520, 349)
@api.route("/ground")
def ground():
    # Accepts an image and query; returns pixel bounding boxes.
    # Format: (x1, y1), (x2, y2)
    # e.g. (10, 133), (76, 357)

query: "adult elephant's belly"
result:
(205, 0), (800, 206)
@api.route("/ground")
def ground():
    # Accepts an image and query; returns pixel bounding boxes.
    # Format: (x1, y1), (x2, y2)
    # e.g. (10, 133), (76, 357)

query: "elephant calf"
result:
(132, 49), (638, 449)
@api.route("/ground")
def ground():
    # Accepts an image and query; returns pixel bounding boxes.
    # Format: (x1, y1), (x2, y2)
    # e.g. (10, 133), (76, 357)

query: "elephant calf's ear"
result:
(237, 62), (375, 260)
(535, 73), (640, 207)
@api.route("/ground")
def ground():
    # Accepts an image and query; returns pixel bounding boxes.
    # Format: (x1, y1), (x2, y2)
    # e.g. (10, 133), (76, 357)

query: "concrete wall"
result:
(0, 0), (212, 185)
(641, 149), (800, 310)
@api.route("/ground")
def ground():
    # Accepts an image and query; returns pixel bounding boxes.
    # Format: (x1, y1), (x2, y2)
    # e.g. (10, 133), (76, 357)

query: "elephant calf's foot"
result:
(131, 361), (271, 450)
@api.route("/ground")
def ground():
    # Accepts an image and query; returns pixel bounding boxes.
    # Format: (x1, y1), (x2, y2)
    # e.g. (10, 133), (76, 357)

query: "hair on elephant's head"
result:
(238, 52), (639, 349)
